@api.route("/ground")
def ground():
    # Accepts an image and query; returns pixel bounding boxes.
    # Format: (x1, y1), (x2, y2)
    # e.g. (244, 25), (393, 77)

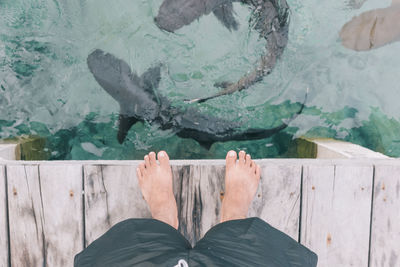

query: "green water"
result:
(1, 0), (399, 160)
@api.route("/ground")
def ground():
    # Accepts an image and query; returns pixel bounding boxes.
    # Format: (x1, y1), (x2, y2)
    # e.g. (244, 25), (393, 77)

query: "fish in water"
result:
(87, 49), (305, 149)
(154, 0), (290, 103)
(340, 0), (400, 51)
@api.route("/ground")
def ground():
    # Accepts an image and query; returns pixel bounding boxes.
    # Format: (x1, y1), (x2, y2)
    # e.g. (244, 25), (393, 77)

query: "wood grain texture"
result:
(84, 165), (150, 246)
(370, 165), (400, 267)
(0, 166), (8, 267)
(173, 165), (225, 245)
(301, 164), (373, 267)
(7, 164), (83, 267)
(249, 163), (302, 240)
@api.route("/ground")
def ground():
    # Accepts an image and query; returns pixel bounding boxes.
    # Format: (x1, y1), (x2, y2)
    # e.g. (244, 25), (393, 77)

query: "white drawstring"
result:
(174, 259), (189, 267)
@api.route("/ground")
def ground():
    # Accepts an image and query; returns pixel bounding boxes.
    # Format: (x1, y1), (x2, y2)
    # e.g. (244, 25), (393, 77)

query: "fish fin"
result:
(214, 81), (233, 88)
(87, 49), (136, 103)
(117, 114), (139, 144)
(88, 49), (162, 103)
(213, 2), (239, 31)
(139, 65), (162, 96)
(198, 141), (214, 150)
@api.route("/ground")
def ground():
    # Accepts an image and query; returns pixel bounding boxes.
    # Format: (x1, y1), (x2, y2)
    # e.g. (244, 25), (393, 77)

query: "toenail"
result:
(228, 151), (236, 157)
(159, 151), (165, 157)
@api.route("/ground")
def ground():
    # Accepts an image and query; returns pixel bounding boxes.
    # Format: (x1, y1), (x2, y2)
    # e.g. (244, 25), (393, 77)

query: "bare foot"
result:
(137, 151), (178, 229)
(221, 151), (261, 223)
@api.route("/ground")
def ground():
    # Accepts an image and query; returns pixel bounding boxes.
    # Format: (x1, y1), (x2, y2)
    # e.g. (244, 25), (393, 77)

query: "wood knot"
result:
(220, 191), (225, 201)
(361, 187), (365, 191)
(382, 183), (385, 190)
(383, 197), (387, 202)
(312, 186), (315, 190)
(69, 190), (74, 197)
(258, 194), (261, 198)
(327, 233), (332, 246)
(13, 187), (17, 196)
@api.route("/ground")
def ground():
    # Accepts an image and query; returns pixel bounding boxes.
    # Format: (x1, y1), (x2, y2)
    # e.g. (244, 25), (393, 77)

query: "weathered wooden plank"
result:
(0, 166), (8, 267)
(301, 164), (373, 267)
(7, 164), (83, 266)
(84, 165), (150, 246)
(195, 165), (225, 239)
(172, 165), (225, 245)
(172, 165), (195, 245)
(249, 163), (302, 240)
(7, 165), (46, 266)
(370, 165), (400, 267)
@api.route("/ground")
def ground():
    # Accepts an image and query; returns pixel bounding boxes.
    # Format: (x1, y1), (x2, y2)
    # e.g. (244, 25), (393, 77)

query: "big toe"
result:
(158, 151), (170, 168)
(226, 150), (237, 168)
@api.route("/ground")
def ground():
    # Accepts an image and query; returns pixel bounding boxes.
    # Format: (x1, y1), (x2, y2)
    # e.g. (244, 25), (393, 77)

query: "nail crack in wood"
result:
(308, 167), (315, 242)
(332, 165), (337, 205)
(288, 193), (299, 228)
(298, 166), (304, 243)
(37, 166), (47, 267)
(367, 165), (376, 267)
(24, 166), (40, 242)
(4, 166), (12, 267)
(176, 168), (184, 230)
(193, 183), (202, 243)
(82, 166), (86, 248)
(100, 166), (111, 227)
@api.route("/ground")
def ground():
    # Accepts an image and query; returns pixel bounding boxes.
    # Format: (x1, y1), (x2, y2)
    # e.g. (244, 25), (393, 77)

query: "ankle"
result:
(152, 209), (178, 229)
(220, 213), (247, 223)
(220, 202), (248, 223)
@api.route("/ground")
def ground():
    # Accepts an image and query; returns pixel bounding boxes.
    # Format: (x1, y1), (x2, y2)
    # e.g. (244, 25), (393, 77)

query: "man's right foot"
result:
(220, 150), (261, 223)
(136, 151), (179, 229)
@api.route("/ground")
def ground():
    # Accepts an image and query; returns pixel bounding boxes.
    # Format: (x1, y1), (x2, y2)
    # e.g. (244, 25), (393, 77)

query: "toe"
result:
(158, 151), (170, 168)
(255, 165), (261, 179)
(238, 150), (245, 165)
(149, 152), (157, 165)
(245, 154), (251, 167)
(139, 163), (146, 174)
(250, 160), (256, 172)
(226, 150), (237, 168)
(144, 155), (150, 168)
(136, 167), (142, 181)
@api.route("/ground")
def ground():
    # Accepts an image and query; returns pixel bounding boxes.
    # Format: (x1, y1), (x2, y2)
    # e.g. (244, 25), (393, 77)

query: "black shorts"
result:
(74, 218), (317, 267)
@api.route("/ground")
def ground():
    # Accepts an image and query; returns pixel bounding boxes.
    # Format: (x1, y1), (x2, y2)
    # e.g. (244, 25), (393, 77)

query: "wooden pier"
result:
(0, 158), (399, 267)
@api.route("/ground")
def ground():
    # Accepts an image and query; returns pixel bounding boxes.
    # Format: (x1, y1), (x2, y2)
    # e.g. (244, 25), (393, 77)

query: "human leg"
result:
(137, 151), (179, 229)
(74, 219), (191, 267)
(220, 150), (261, 222)
(75, 151), (189, 267)
(189, 151), (317, 267)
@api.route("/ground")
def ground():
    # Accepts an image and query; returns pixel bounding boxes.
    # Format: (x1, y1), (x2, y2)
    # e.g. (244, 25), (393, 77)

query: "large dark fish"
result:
(87, 49), (305, 149)
(155, 0), (290, 103)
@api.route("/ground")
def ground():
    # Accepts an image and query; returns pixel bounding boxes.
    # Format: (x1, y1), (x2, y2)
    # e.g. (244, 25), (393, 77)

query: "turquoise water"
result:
(1, 0), (400, 159)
